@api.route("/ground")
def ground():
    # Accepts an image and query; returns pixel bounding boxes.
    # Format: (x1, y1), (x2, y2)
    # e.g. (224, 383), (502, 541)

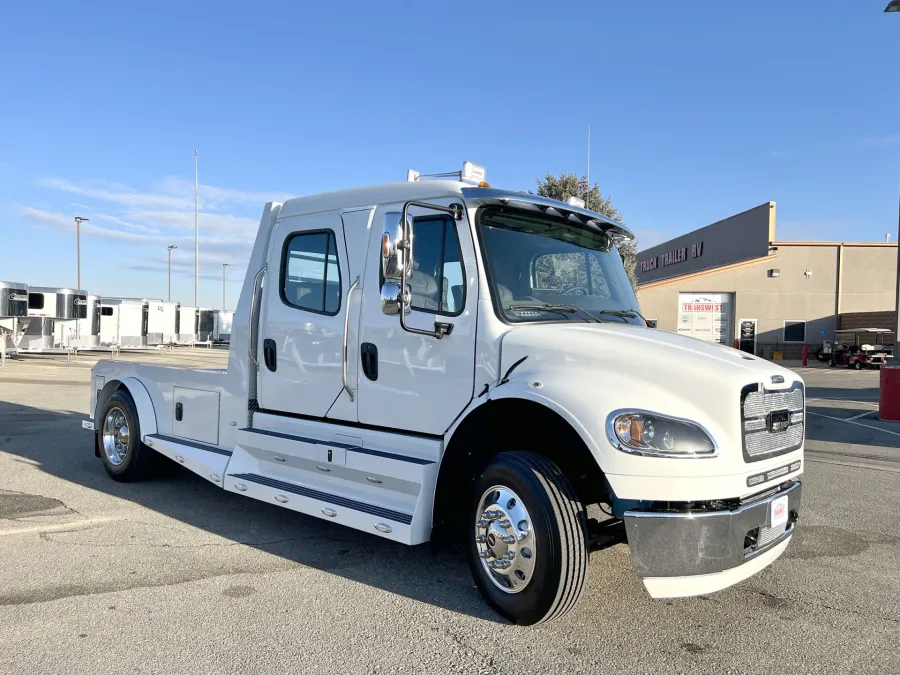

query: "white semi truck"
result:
(84, 164), (804, 625)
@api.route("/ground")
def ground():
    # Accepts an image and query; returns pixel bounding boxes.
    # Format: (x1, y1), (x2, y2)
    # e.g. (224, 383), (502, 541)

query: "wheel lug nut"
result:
(474, 534), (487, 543)
(498, 519), (512, 528)
(502, 535), (516, 544)
(476, 519), (489, 528)
(503, 551), (516, 560)
(478, 550), (491, 559)
(488, 560), (511, 570)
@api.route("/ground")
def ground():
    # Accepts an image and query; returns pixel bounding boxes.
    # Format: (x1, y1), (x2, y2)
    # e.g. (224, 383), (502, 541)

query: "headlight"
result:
(609, 411), (717, 458)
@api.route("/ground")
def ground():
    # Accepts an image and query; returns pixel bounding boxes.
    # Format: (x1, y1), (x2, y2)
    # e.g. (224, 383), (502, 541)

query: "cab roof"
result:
(275, 181), (634, 240)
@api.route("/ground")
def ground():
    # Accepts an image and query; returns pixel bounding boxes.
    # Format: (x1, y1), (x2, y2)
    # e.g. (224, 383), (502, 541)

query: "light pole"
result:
(75, 216), (89, 290)
(222, 263), (230, 311)
(880, 0), (900, 421)
(167, 245), (178, 301)
(194, 150), (199, 308)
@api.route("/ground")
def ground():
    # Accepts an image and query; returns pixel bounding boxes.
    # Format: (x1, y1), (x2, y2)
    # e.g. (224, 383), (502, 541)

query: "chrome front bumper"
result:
(624, 480), (801, 579)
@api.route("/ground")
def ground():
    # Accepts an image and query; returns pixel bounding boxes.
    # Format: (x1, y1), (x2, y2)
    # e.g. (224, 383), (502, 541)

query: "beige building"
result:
(635, 202), (897, 358)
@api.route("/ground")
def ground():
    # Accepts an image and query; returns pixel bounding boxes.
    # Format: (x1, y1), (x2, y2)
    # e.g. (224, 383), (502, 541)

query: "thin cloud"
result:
(857, 134), (900, 150)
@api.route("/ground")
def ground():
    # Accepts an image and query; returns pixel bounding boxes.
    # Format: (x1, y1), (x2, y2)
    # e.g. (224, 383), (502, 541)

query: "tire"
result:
(466, 452), (588, 626)
(97, 389), (155, 482)
(853, 361), (862, 370)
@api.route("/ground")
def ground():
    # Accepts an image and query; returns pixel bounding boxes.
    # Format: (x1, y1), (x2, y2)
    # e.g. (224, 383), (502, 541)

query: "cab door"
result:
(257, 211), (355, 418)
(356, 200), (478, 436)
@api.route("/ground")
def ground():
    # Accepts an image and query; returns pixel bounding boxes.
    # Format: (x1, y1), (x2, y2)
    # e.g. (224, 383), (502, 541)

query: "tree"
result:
(534, 172), (639, 289)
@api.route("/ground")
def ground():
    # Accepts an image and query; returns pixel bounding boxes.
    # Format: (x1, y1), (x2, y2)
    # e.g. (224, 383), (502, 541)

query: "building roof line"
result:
(636, 254), (773, 290)
(771, 241), (897, 248)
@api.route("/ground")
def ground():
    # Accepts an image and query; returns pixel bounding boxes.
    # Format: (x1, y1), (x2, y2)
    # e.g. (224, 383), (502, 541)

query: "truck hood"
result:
(499, 322), (794, 389)
(495, 323), (804, 485)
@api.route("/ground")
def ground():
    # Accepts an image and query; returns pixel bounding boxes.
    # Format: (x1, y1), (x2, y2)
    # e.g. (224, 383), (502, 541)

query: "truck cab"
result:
(86, 163), (803, 625)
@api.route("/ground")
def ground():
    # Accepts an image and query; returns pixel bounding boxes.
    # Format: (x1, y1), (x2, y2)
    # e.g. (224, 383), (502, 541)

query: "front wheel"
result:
(466, 452), (588, 626)
(854, 361), (862, 370)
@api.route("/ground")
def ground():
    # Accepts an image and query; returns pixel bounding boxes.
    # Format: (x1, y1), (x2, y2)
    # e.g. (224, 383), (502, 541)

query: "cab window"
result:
(408, 215), (465, 316)
(281, 230), (342, 315)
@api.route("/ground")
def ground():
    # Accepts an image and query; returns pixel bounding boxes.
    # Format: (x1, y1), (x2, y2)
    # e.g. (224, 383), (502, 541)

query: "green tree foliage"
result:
(535, 172), (639, 289)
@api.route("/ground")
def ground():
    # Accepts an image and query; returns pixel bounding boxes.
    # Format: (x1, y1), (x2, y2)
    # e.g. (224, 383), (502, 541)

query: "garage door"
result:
(677, 293), (732, 345)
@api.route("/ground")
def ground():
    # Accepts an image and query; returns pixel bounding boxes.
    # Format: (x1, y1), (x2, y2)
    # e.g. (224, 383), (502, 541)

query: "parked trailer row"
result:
(1, 281), (234, 354)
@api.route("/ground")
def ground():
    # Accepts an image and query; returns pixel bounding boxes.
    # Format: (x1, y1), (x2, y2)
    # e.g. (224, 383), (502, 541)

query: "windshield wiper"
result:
(592, 308), (648, 325)
(508, 303), (605, 324)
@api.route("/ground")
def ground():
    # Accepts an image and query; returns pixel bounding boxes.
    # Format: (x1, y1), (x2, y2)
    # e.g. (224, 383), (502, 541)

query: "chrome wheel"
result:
(474, 485), (536, 594)
(102, 406), (130, 466)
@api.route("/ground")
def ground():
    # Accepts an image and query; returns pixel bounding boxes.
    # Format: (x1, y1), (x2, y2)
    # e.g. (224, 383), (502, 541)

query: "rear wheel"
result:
(854, 361), (862, 370)
(466, 452), (588, 626)
(98, 389), (155, 481)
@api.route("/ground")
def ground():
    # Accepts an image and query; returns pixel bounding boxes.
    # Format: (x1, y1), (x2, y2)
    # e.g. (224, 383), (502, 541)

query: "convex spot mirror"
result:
(381, 212), (413, 281)
(381, 282), (410, 316)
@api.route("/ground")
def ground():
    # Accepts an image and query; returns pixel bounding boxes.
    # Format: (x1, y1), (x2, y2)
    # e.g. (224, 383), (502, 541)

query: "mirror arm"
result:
(398, 201), (463, 340)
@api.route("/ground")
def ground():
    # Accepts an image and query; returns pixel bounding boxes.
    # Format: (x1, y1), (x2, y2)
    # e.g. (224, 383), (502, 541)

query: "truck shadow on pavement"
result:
(0, 400), (503, 622)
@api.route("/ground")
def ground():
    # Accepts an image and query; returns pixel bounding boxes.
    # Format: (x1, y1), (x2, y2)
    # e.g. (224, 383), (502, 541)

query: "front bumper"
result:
(624, 480), (801, 597)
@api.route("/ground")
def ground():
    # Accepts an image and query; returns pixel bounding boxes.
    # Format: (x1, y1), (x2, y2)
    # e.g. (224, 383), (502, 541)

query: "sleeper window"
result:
(407, 216), (465, 316)
(282, 231), (341, 315)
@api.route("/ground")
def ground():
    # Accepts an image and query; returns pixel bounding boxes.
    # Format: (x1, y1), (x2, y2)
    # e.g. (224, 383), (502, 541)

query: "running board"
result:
(143, 434), (230, 487)
(223, 424), (440, 545)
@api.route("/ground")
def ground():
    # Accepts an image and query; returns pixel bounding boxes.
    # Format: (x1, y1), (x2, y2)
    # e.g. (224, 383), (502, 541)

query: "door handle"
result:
(361, 342), (378, 381)
(263, 338), (277, 372)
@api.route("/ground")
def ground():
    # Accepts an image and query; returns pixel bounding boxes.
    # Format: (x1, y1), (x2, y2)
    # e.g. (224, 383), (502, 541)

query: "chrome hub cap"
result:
(475, 486), (535, 594)
(102, 407), (129, 466)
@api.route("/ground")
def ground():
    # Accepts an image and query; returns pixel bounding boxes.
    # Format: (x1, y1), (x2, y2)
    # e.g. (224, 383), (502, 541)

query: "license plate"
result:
(770, 495), (789, 528)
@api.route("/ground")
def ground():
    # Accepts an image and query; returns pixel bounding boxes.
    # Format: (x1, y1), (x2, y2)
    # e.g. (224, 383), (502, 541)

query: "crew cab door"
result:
(356, 200), (478, 435)
(257, 211), (354, 418)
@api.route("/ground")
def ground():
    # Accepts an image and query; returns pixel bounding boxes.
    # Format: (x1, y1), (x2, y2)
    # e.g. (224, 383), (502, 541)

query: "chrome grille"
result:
(745, 424), (804, 458)
(758, 522), (787, 547)
(741, 381), (805, 463)
(743, 388), (804, 418)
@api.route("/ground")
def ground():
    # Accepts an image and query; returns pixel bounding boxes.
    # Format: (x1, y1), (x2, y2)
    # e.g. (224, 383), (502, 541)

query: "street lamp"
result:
(167, 245), (178, 301)
(75, 216), (89, 290)
(880, 2), (900, 421)
(222, 263), (230, 311)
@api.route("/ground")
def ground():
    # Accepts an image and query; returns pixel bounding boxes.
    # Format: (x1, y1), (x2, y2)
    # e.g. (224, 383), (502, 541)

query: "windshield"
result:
(477, 206), (642, 325)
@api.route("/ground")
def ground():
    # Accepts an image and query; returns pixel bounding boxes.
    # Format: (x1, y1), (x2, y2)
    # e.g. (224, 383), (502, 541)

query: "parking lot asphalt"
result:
(0, 351), (898, 674)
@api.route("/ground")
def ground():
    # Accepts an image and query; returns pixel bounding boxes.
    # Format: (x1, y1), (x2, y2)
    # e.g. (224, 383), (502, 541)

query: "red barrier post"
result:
(880, 364), (900, 422)
(802, 344), (808, 367)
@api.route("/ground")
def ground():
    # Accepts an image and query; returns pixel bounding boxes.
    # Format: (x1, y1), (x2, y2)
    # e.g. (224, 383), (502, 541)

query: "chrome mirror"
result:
(380, 282), (409, 316)
(381, 212), (413, 280)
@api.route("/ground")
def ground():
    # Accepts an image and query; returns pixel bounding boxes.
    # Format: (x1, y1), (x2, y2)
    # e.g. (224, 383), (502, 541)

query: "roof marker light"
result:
(567, 196), (586, 208)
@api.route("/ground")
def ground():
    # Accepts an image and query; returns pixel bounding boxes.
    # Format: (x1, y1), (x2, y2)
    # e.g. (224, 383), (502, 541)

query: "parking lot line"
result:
(807, 396), (879, 401)
(0, 516), (118, 537)
(806, 410), (900, 438)
(845, 410), (876, 421)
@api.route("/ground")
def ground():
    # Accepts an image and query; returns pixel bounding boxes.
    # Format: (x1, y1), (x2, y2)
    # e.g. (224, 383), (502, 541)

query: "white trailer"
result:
(60, 293), (101, 349)
(100, 298), (149, 348)
(0, 280), (28, 359)
(19, 287), (87, 353)
(213, 310), (234, 343)
(144, 300), (179, 345)
(84, 163), (804, 625)
(176, 306), (198, 344)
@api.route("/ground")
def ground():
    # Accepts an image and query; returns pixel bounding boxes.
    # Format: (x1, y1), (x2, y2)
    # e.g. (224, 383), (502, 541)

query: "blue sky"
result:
(1, 1), (897, 308)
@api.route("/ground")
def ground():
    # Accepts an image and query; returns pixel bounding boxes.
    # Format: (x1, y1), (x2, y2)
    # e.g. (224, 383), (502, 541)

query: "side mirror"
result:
(381, 282), (409, 316)
(381, 212), (413, 280)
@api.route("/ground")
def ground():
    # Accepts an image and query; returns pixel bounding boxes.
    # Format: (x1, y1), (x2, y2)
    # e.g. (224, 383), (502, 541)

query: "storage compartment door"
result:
(173, 386), (220, 445)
